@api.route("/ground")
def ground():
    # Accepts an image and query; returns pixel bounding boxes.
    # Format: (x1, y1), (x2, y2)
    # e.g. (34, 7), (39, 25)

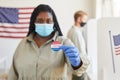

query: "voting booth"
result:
(97, 18), (120, 80)
(87, 18), (120, 80)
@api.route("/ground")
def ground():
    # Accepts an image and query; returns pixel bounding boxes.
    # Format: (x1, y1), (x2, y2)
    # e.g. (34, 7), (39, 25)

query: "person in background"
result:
(8, 4), (89, 80)
(67, 11), (91, 80)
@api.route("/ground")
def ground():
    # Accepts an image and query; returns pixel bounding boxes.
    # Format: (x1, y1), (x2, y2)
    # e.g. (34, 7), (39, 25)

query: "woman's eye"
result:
(47, 19), (53, 24)
(37, 19), (43, 23)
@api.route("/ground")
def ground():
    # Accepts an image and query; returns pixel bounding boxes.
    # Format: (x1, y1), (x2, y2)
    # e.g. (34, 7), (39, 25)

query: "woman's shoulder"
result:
(18, 37), (28, 45)
(19, 33), (34, 45)
(14, 37), (30, 52)
(13, 37), (31, 58)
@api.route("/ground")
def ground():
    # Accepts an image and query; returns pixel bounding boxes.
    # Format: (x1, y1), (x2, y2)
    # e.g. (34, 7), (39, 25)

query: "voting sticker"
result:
(51, 41), (62, 51)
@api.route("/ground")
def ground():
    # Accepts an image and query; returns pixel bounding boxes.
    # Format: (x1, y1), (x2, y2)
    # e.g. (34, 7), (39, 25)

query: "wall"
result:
(0, 0), (95, 35)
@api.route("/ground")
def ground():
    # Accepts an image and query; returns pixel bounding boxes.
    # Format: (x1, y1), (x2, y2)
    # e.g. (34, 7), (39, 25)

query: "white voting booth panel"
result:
(87, 18), (120, 80)
(87, 19), (97, 80)
(98, 18), (120, 80)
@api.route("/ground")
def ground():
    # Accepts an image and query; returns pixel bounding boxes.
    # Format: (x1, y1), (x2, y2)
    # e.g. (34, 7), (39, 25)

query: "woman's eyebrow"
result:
(35, 18), (43, 23)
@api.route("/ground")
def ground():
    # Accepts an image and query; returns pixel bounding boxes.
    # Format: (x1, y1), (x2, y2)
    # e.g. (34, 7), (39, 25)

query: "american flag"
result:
(113, 34), (120, 55)
(0, 7), (34, 38)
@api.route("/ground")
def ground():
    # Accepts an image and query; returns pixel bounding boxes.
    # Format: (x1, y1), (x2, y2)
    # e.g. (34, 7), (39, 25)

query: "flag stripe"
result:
(115, 49), (120, 52)
(18, 7), (34, 10)
(19, 12), (32, 14)
(19, 9), (33, 13)
(0, 31), (27, 33)
(0, 26), (28, 29)
(19, 14), (31, 18)
(0, 28), (28, 32)
(115, 50), (120, 53)
(18, 22), (30, 24)
(115, 45), (120, 49)
(19, 17), (30, 19)
(0, 23), (29, 27)
(0, 35), (25, 38)
(115, 48), (120, 51)
(19, 19), (30, 23)
(0, 32), (27, 36)
(116, 53), (120, 55)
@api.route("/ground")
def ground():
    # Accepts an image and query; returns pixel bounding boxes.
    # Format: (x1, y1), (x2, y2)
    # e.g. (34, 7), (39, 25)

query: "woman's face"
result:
(35, 12), (53, 24)
(34, 12), (54, 37)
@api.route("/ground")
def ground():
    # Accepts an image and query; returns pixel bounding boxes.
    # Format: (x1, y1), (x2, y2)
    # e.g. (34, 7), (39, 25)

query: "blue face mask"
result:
(35, 23), (54, 37)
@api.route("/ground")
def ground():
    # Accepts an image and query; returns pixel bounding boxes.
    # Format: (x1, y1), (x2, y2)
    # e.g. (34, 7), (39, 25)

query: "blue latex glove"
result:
(60, 45), (81, 67)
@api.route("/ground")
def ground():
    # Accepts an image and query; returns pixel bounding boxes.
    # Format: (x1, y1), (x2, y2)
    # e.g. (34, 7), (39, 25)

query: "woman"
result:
(8, 4), (89, 80)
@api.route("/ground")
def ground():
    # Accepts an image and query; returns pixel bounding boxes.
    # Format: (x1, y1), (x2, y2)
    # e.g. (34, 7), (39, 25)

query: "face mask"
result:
(35, 23), (54, 37)
(80, 22), (86, 27)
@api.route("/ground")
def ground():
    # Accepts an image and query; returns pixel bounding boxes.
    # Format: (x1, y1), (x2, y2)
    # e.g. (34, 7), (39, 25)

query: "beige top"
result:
(67, 26), (86, 55)
(8, 32), (89, 80)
